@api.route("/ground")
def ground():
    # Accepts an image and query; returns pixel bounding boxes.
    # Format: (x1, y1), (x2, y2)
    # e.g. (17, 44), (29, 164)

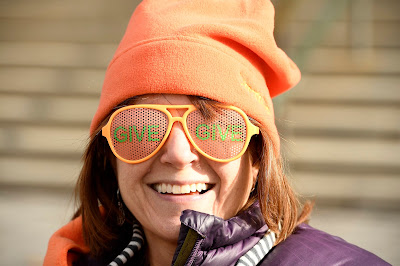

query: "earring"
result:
(117, 188), (125, 226)
(250, 180), (257, 193)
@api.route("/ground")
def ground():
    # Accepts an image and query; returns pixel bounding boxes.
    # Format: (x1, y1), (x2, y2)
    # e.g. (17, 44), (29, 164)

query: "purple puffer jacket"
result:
(171, 202), (390, 266)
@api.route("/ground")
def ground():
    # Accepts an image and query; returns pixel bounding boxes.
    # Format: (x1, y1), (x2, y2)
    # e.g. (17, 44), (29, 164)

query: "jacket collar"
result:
(180, 201), (267, 250)
(172, 201), (269, 266)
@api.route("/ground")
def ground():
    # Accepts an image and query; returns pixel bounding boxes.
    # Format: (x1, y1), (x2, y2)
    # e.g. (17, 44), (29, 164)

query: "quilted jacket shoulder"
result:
(258, 223), (390, 266)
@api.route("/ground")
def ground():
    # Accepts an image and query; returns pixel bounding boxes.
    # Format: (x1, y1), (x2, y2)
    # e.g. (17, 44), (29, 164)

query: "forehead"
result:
(134, 94), (192, 105)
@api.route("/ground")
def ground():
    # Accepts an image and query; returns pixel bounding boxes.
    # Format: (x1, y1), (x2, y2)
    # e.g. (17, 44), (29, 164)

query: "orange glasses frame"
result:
(102, 104), (260, 164)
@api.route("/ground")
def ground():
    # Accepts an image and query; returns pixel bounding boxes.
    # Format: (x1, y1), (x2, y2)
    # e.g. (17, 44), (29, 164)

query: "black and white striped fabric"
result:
(235, 230), (276, 266)
(109, 223), (144, 266)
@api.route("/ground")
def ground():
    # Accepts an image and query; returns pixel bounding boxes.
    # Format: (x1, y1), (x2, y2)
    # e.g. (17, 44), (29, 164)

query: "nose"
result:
(159, 122), (199, 169)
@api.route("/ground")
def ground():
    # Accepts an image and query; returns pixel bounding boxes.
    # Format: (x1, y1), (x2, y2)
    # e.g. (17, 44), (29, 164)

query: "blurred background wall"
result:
(0, 0), (398, 265)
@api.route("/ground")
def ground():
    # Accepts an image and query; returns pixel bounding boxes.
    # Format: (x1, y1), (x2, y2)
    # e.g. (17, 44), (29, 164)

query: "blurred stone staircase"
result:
(273, 0), (400, 209)
(0, 0), (140, 188)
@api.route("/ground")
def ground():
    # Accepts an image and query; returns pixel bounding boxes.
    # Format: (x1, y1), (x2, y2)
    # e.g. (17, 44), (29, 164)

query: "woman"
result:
(44, 0), (389, 265)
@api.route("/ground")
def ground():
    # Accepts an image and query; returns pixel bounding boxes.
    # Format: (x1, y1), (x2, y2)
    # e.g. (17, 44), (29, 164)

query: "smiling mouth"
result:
(151, 183), (214, 195)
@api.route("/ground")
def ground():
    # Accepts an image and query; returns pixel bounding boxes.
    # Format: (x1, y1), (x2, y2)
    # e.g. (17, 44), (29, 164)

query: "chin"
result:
(151, 216), (183, 243)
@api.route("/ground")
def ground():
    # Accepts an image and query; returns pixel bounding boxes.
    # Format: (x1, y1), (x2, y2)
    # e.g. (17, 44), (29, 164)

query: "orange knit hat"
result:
(90, 0), (301, 152)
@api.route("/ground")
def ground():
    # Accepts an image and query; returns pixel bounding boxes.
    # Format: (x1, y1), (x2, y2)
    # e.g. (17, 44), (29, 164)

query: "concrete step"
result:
(275, 0), (400, 22)
(284, 103), (400, 133)
(281, 21), (400, 48)
(0, 156), (80, 187)
(290, 74), (400, 102)
(0, 66), (103, 95)
(293, 47), (400, 74)
(292, 172), (400, 201)
(0, 94), (98, 124)
(0, 0), (138, 20)
(286, 136), (400, 167)
(0, 123), (87, 155)
(0, 41), (116, 68)
(0, 18), (128, 43)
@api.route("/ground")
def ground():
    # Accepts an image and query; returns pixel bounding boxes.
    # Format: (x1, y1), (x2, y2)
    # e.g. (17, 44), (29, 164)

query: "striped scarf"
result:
(109, 223), (144, 266)
(235, 230), (276, 266)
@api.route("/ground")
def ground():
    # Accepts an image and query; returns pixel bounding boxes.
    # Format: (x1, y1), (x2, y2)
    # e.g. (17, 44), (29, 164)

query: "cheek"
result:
(115, 159), (151, 205)
(116, 159), (150, 183)
(212, 155), (255, 199)
(214, 155), (254, 188)
(208, 156), (256, 219)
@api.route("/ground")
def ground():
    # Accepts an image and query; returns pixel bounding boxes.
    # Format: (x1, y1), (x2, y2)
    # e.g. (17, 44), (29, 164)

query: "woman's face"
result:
(116, 94), (259, 244)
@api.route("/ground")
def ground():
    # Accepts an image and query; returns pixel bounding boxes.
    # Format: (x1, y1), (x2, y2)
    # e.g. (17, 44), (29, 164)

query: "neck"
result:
(145, 231), (178, 266)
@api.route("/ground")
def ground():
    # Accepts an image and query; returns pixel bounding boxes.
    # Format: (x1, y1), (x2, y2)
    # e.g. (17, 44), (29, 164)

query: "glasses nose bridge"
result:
(169, 116), (187, 131)
(164, 107), (191, 140)
(164, 116), (195, 153)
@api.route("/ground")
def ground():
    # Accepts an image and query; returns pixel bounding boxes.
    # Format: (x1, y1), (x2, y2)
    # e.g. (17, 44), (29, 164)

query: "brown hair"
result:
(73, 95), (312, 258)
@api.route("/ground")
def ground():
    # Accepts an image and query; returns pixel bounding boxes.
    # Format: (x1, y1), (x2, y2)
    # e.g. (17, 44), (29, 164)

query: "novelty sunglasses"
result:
(102, 104), (260, 163)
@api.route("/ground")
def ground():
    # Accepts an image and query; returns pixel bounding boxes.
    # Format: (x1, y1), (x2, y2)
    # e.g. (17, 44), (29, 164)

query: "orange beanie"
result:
(90, 0), (301, 152)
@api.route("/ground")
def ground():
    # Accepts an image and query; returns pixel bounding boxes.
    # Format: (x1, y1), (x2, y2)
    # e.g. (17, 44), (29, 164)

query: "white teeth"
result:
(167, 184), (173, 193)
(161, 183), (167, 193)
(181, 185), (191, 194)
(154, 183), (210, 194)
(172, 185), (181, 194)
(196, 183), (202, 192)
